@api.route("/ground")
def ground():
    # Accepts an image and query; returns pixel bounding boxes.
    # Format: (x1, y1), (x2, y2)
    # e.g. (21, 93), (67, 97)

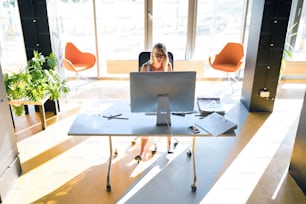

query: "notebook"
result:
(195, 112), (237, 136)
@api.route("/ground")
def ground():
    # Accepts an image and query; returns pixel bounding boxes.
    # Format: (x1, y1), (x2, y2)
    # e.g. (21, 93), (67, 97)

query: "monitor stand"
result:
(156, 95), (171, 126)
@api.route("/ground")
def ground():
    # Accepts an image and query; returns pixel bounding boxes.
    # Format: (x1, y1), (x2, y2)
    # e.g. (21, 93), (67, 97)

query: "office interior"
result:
(1, 0), (306, 203)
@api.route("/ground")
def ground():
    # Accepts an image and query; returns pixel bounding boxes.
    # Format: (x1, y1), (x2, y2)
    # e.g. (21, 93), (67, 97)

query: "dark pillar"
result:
(17, 0), (58, 114)
(241, 0), (292, 112)
(289, 90), (306, 195)
(17, 0), (52, 58)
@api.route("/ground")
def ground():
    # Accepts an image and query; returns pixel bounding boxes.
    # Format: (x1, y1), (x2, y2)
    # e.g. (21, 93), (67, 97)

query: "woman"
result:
(135, 43), (173, 162)
(140, 43), (172, 72)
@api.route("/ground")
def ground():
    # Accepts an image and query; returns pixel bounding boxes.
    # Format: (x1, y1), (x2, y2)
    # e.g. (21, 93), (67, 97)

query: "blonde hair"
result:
(149, 43), (169, 70)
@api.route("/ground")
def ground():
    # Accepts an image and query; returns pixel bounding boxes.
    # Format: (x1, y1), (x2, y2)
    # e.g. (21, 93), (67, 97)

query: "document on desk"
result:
(195, 112), (237, 136)
(197, 97), (225, 116)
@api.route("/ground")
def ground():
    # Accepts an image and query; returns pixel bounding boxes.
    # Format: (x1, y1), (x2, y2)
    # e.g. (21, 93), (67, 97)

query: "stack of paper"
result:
(197, 97), (225, 116)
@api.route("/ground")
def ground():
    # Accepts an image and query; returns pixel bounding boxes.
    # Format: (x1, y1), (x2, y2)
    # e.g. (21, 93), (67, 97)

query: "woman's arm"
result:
(167, 63), (172, 72)
(140, 62), (149, 72)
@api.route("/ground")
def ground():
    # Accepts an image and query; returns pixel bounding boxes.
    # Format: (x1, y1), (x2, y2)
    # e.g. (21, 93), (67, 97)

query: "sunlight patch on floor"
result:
(272, 164), (290, 199)
(7, 115), (112, 204)
(200, 99), (303, 204)
(9, 137), (111, 204)
(118, 143), (190, 204)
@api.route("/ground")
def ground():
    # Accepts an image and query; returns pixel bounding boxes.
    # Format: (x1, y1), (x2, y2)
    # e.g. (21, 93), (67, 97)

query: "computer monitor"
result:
(130, 71), (196, 126)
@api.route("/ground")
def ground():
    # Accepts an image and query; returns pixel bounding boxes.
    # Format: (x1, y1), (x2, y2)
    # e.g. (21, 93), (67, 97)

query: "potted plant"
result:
(4, 50), (70, 116)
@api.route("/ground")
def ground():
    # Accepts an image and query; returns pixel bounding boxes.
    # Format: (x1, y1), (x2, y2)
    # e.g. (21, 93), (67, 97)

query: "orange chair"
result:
(63, 42), (96, 80)
(208, 42), (244, 92)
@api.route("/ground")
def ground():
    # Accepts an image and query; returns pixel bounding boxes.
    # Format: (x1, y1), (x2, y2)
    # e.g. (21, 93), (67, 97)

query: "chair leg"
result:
(226, 73), (234, 93)
(228, 74), (240, 93)
(210, 72), (239, 93)
(209, 74), (225, 91)
(131, 136), (139, 146)
(173, 137), (179, 148)
(75, 72), (91, 81)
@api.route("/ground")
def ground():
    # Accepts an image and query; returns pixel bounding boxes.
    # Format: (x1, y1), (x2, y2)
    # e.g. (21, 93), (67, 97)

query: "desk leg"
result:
(191, 136), (197, 192)
(54, 100), (59, 115)
(106, 135), (113, 192)
(39, 105), (46, 130)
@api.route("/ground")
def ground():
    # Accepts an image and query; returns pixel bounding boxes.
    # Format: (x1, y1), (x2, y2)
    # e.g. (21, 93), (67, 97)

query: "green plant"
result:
(4, 51), (70, 116)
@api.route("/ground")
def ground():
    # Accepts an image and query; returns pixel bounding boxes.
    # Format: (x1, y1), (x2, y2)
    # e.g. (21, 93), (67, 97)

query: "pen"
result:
(172, 112), (186, 116)
(102, 114), (128, 120)
(111, 117), (129, 120)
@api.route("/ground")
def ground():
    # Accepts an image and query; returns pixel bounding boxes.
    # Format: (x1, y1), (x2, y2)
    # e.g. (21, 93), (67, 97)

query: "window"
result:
(6, 0), (292, 79)
(194, 0), (245, 60)
(48, 0), (97, 78)
(0, 0), (26, 73)
(1, 0), (248, 78)
(96, 0), (144, 60)
(290, 0), (306, 60)
(152, 0), (188, 60)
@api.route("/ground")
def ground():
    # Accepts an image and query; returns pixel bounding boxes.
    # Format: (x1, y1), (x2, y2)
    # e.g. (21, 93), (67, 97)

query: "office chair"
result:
(63, 42), (96, 80)
(132, 51), (178, 153)
(208, 42), (244, 92)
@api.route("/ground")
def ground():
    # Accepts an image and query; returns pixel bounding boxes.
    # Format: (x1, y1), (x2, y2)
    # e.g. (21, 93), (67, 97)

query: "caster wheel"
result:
(131, 140), (136, 146)
(151, 144), (157, 155)
(106, 185), (111, 192)
(191, 185), (197, 192)
(187, 150), (192, 157)
(134, 155), (142, 163)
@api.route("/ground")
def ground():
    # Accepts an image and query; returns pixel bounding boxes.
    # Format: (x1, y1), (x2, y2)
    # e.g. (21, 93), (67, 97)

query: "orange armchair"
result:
(208, 42), (244, 92)
(63, 42), (96, 79)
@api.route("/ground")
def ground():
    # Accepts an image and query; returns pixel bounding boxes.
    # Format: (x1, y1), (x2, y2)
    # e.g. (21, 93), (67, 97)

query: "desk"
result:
(68, 100), (235, 192)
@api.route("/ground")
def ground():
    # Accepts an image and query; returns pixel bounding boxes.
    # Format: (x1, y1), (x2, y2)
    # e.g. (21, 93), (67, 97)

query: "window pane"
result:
(50, 0), (96, 78)
(0, 0), (27, 73)
(194, 0), (245, 60)
(49, 0), (144, 78)
(152, 0), (188, 60)
(291, 1), (306, 60)
(96, 0), (144, 61)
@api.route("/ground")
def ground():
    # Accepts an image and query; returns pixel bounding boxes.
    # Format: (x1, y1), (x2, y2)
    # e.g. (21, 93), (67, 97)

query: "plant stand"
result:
(8, 95), (57, 130)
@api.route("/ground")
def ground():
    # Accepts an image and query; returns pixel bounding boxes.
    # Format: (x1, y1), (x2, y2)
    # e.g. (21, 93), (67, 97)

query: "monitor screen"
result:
(130, 71), (196, 125)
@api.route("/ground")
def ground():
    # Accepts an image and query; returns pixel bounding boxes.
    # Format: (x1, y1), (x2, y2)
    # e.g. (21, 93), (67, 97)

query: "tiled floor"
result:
(4, 79), (306, 204)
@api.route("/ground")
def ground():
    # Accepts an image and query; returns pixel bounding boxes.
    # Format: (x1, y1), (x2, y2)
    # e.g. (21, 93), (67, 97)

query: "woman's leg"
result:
(167, 136), (173, 153)
(139, 137), (148, 156)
